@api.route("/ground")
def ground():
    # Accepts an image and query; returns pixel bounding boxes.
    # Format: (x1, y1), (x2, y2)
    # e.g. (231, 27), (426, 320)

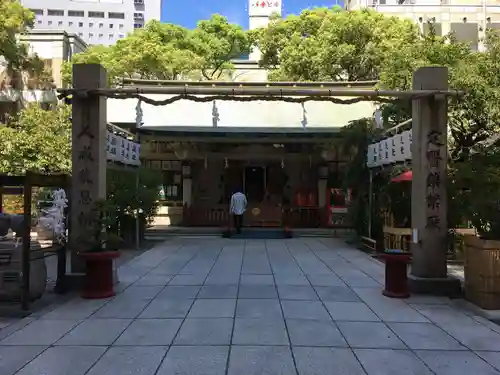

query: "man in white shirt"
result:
(230, 189), (247, 234)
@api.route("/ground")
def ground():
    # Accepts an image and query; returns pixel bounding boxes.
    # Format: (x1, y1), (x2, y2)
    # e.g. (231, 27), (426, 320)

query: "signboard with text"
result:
(249, 0), (282, 17)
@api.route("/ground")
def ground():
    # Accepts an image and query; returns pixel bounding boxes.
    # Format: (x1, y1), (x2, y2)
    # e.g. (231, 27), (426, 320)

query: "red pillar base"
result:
(379, 252), (411, 299)
(80, 251), (120, 299)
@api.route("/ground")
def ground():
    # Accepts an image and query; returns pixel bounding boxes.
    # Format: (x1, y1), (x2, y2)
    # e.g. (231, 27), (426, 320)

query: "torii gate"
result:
(64, 64), (461, 296)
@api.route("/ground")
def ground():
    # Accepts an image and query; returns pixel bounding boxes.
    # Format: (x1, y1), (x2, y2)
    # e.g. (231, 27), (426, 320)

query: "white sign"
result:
(402, 130), (412, 160)
(106, 131), (119, 161)
(387, 136), (396, 164)
(366, 143), (378, 168)
(394, 132), (405, 162)
(249, 0), (282, 17)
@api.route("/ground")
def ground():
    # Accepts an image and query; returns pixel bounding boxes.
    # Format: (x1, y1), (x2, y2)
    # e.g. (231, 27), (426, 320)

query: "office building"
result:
(346, 0), (500, 51)
(21, 0), (162, 45)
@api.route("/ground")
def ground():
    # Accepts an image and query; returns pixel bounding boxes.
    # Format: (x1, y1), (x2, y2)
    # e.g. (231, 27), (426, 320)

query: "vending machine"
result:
(326, 188), (351, 227)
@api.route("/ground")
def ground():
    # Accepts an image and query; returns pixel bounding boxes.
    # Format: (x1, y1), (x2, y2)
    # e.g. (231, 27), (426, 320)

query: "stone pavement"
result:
(1, 237), (500, 375)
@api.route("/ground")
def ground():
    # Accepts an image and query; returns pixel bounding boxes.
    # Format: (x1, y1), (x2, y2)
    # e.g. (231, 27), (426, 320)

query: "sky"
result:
(160, 0), (344, 29)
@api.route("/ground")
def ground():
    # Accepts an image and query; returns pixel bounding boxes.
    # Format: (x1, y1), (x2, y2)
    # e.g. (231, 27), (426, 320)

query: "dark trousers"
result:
(233, 214), (243, 233)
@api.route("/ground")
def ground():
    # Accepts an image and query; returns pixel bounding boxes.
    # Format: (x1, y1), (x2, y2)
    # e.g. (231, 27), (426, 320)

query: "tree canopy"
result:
(0, 0), (48, 89)
(61, 15), (255, 85)
(0, 104), (72, 174)
(253, 8), (418, 81)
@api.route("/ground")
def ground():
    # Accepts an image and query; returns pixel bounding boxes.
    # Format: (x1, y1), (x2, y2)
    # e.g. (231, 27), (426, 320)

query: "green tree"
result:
(253, 8), (418, 81)
(0, 0), (49, 90)
(0, 104), (72, 174)
(61, 15), (254, 85)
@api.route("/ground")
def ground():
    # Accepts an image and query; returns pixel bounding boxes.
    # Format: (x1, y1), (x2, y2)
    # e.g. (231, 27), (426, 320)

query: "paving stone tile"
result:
(92, 297), (150, 318)
(236, 299), (283, 318)
(198, 285), (238, 299)
(118, 285), (164, 300)
(307, 274), (346, 287)
(40, 299), (108, 320)
(134, 274), (173, 286)
(227, 346), (296, 375)
(281, 301), (331, 320)
(187, 299), (236, 318)
(314, 286), (360, 302)
(232, 318), (289, 345)
(157, 346), (229, 375)
(56, 319), (131, 346)
(388, 322), (465, 350)
(324, 302), (380, 322)
(475, 351), (500, 372)
(174, 318), (233, 345)
(0, 318), (35, 341)
(139, 298), (193, 318)
(205, 273), (240, 285)
(238, 285), (278, 299)
(0, 319), (80, 345)
(337, 322), (406, 349)
(278, 285), (318, 300)
(86, 346), (167, 375)
(287, 319), (347, 347)
(275, 274), (310, 286)
(169, 274), (207, 285)
(240, 275), (275, 285)
(440, 321), (500, 351)
(15, 346), (106, 375)
(354, 349), (433, 375)
(157, 286), (201, 299)
(114, 319), (182, 345)
(415, 350), (500, 375)
(0, 346), (47, 375)
(293, 347), (365, 375)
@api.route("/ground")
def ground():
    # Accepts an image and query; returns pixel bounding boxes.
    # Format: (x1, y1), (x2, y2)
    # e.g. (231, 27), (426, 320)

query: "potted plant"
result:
(79, 200), (122, 299)
(454, 148), (500, 310)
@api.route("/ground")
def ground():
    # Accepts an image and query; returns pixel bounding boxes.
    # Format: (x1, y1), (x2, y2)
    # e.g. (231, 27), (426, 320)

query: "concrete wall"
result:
(21, 0), (161, 45)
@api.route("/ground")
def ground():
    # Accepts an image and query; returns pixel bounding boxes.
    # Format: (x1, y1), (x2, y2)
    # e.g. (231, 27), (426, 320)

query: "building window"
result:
(78, 22), (84, 27)
(78, 32), (83, 37)
(109, 34), (114, 39)
(48, 20), (52, 25)
(118, 34), (125, 38)
(37, 20), (42, 25)
(109, 23), (114, 28)
(99, 23), (104, 28)
(68, 10), (84, 17)
(133, 13), (144, 20)
(69, 21), (73, 26)
(30, 9), (43, 15)
(89, 22), (94, 27)
(134, 0), (144, 4)
(98, 33), (103, 38)
(47, 9), (64, 17)
(134, 23), (143, 29)
(89, 33), (94, 39)
(108, 12), (125, 19)
(89, 11), (105, 18)
(119, 24), (124, 29)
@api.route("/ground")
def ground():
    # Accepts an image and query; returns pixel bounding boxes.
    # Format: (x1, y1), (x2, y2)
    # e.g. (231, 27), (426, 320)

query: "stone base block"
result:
(408, 274), (462, 297)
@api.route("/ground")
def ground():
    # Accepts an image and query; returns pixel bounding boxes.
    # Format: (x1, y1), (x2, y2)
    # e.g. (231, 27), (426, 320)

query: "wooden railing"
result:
(182, 205), (330, 228)
(182, 205), (229, 227)
(282, 207), (326, 228)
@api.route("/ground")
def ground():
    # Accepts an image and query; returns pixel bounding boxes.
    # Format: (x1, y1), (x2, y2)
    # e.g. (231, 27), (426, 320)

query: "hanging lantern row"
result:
(106, 131), (141, 166)
(366, 130), (412, 168)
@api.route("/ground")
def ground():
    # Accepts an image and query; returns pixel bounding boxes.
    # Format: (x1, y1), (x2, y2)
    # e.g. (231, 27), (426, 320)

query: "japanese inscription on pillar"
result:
(425, 129), (444, 229)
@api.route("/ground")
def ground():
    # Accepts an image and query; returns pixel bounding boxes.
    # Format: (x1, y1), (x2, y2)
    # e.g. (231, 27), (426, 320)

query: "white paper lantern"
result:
(402, 130), (412, 160)
(366, 143), (378, 168)
(394, 132), (405, 162)
(107, 132), (119, 161)
(130, 142), (140, 166)
(387, 136), (397, 164)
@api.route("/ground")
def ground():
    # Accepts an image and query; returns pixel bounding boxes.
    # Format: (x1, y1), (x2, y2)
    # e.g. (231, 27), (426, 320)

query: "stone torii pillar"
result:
(69, 64), (108, 274)
(408, 66), (460, 295)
